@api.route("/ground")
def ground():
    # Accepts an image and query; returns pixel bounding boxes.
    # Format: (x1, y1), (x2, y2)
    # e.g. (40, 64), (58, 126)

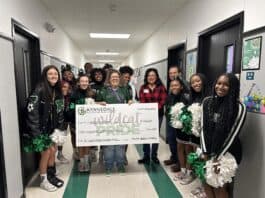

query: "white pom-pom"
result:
(50, 129), (67, 145)
(187, 103), (202, 137)
(205, 152), (238, 188)
(170, 102), (185, 129)
(85, 98), (95, 105)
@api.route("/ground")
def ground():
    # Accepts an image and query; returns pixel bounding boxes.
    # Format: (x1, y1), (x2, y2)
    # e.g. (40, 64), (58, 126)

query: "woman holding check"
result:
(96, 69), (133, 176)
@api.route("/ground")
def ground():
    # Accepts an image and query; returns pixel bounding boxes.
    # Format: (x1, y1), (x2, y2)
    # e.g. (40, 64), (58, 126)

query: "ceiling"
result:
(41, 0), (187, 67)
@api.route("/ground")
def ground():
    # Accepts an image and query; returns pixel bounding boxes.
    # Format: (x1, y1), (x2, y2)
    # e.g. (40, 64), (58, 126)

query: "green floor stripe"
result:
(135, 145), (182, 198)
(63, 161), (90, 198)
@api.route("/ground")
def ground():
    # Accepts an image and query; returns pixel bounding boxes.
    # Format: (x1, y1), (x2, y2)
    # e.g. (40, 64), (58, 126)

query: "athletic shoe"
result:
(105, 169), (111, 177)
(173, 171), (186, 181)
(180, 173), (196, 185)
(40, 180), (57, 192)
(78, 162), (86, 172)
(57, 153), (70, 164)
(118, 166), (126, 175)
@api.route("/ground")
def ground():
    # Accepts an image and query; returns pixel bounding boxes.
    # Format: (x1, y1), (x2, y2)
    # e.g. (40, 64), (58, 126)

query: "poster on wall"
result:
(240, 31), (265, 114)
(185, 49), (197, 81)
(242, 36), (262, 70)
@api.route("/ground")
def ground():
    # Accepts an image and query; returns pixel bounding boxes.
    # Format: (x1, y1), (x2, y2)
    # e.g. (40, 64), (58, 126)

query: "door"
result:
(13, 21), (41, 187)
(167, 43), (186, 85)
(197, 13), (243, 85)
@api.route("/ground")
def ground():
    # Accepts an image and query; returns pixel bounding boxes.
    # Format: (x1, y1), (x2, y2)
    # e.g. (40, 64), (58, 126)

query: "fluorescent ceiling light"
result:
(90, 33), (130, 39)
(96, 52), (120, 56)
(98, 60), (116, 63)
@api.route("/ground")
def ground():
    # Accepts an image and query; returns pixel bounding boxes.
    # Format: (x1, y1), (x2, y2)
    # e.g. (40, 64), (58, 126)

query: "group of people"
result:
(24, 62), (246, 198)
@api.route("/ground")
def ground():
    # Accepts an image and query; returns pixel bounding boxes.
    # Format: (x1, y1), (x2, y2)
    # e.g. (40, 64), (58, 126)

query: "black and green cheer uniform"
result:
(96, 86), (132, 104)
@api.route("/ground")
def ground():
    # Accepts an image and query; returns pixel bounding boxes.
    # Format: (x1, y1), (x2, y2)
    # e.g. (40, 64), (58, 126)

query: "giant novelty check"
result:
(76, 103), (159, 146)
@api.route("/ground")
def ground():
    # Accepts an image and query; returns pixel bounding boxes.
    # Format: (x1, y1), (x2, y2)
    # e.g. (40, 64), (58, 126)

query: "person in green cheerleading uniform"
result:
(96, 69), (132, 176)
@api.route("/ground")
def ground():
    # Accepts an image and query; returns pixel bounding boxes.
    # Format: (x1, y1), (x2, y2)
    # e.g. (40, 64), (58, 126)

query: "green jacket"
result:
(96, 86), (132, 104)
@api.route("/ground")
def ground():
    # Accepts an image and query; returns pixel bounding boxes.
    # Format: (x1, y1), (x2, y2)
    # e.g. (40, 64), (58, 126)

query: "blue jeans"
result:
(142, 115), (163, 158)
(104, 145), (125, 170)
(166, 122), (178, 163)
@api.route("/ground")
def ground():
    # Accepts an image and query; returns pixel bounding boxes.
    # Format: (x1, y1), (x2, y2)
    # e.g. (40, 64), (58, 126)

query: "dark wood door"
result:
(198, 13), (243, 86)
(14, 29), (39, 186)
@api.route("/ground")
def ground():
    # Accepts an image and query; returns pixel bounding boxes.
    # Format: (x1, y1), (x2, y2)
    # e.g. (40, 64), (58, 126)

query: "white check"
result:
(76, 103), (159, 146)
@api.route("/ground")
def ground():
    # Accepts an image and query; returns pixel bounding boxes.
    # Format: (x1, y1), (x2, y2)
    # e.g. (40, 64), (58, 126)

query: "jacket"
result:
(96, 86), (132, 104)
(26, 84), (65, 137)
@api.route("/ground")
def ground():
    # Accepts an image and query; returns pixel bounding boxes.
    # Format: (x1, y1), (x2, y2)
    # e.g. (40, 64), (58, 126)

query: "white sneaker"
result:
(180, 173), (196, 185)
(57, 153), (70, 164)
(78, 162), (86, 172)
(173, 171), (186, 181)
(40, 180), (57, 192)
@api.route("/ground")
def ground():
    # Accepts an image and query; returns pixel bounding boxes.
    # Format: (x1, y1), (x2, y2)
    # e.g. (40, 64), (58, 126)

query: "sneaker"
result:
(40, 180), (57, 192)
(105, 169), (111, 177)
(151, 157), (160, 164)
(163, 159), (176, 166)
(180, 173), (196, 185)
(84, 161), (91, 172)
(47, 175), (64, 188)
(57, 153), (70, 164)
(190, 187), (203, 197)
(173, 171), (186, 181)
(138, 157), (150, 164)
(118, 166), (126, 175)
(78, 162), (86, 172)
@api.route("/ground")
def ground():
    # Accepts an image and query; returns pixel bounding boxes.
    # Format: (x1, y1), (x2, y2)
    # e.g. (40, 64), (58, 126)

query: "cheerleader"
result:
(200, 73), (246, 198)
(188, 73), (208, 195)
(68, 73), (95, 172)
(56, 81), (71, 164)
(165, 77), (191, 182)
(24, 65), (65, 191)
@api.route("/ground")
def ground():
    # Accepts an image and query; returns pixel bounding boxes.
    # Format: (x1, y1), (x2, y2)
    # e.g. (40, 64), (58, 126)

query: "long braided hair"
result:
(203, 73), (240, 154)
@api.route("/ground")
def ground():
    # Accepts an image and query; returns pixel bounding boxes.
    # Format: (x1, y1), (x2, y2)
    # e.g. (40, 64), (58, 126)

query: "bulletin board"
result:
(185, 48), (197, 81)
(240, 27), (265, 114)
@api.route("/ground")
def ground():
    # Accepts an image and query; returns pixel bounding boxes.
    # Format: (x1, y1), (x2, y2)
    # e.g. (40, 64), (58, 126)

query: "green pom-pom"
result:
(187, 152), (206, 182)
(23, 134), (52, 153)
(179, 107), (192, 134)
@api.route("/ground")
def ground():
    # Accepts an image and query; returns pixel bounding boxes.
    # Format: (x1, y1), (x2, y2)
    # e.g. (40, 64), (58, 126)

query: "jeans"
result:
(104, 145), (125, 170)
(142, 115), (163, 158)
(166, 122), (178, 163)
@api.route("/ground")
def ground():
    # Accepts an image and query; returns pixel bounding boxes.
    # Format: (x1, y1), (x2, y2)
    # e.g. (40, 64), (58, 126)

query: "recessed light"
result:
(96, 52), (120, 56)
(98, 60), (116, 63)
(90, 33), (130, 39)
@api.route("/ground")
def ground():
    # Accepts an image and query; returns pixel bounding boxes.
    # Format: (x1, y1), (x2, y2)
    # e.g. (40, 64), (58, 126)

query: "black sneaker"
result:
(151, 157), (160, 164)
(138, 157), (150, 164)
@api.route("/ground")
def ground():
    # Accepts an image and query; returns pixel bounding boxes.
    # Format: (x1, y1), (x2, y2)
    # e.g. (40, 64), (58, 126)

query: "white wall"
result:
(125, 0), (265, 197)
(0, 0), (86, 67)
